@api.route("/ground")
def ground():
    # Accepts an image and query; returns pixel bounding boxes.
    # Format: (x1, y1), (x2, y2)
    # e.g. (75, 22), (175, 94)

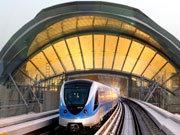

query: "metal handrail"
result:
(95, 102), (121, 135)
(0, 109), (59, 128)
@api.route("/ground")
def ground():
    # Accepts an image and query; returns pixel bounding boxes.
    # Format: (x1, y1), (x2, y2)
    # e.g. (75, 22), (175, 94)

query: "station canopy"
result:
(0, 2), (179, 93)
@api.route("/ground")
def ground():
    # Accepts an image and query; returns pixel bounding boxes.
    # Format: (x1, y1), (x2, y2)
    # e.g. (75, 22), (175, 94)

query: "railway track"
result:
(114, 102), (125, 135)
(27, 99), (167, 135)
(126, 101), (142, 135)
(37, 102), (121, 135)
(124, 99), (166, 135)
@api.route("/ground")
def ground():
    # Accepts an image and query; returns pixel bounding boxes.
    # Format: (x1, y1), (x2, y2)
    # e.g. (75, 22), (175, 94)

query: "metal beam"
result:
(145, 82), (159, 102)
(119, 22), (123, 32)
(31, 68), (177, 96)
(132, 28), (137, 37)
(76, 16), (79, 30)
(121, 39), (133, 71)
(92, 16), (95, 28)
(173, 87), (180, 93)
(51, 45), (67, 72)
(141, 52), (158, 76)
(28, 86), (41, 105)
(29, 60), (46, 79)
(131, 45), (145, 73)
(161, 71), (180, 85)
(61, 21), (64, 34)
(9, 74), (29, 108)
(46, 29), (51, 42)
(46, 29), (67, 73)
(21, 73), (41, 106)
(151, 61), (169, 80)
(19, 69), (34, 81)
(92, 33), (95, 69)
(105, 18), (109, 26)
(102, 34), (106, 69)
(111, 36), (120, 70)
(23, 30), (179, 74)
(64, 39), (76, 70)
(37, 31), (57, 76)
(92, 16), (95, 69)
(42, 50), (57, 75)
(144, 80), (158, 101)
(77, 36), (86, 69)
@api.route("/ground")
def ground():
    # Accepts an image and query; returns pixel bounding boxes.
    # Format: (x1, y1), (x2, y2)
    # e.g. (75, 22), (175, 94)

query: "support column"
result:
(127, 76), (132, 97)
(9, 74), (29, 109)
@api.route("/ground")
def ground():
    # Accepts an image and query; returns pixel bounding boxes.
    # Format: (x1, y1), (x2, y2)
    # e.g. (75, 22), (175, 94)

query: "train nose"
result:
(69, 123), (80, 131)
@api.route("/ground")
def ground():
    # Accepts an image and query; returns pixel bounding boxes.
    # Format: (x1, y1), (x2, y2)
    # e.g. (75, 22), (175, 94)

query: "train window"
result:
(93, 90), (99, 110)
(64, 81), (92, 106)
(99, 90), (107, 104)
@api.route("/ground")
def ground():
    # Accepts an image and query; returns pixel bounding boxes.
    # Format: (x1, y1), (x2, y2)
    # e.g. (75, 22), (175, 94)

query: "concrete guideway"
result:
(0, 110), (59, 135)
(0, 109), (58, 128)
(130, 98), (180, 135)
(121, 103), (135, 135)
(0, 99), (180, 135)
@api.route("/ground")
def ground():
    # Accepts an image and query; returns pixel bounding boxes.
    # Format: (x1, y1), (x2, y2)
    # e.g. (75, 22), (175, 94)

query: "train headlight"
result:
(83, 109), (88, 114)
(64, 109), (67, 113)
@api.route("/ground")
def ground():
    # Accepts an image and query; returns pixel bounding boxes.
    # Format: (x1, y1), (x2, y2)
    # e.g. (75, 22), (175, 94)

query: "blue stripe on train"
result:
(59, 96), (116, 119)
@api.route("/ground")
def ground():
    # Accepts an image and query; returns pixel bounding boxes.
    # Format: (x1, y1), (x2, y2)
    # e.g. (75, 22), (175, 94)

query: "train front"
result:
(59, 80), (99, 130)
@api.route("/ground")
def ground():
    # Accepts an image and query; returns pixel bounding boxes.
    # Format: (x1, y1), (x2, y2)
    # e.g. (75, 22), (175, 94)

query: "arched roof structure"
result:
(0, 1), (179, 94)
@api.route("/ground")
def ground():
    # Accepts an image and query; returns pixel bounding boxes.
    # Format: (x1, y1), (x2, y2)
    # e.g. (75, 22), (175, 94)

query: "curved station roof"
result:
(0, 1), (179, 93)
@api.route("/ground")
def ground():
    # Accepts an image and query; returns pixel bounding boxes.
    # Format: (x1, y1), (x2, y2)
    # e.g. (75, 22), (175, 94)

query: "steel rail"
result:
(126, 100), (142, 135)
(114, 102), (125, 135)
(102, 103), (123, 135)
(94, 101), (122, 135)
(127, 98), (167, 135)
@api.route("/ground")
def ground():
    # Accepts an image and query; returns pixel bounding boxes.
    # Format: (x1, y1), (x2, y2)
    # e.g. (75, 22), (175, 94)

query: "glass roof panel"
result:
(66, 37), (84, 70)
(132, 46), (156, 76)
(113, 37), (131, 71)
(123, 40), (144, 72)
(148, 37), (162, 50)
(47, 22), (63, 41)
(107, 18), (122, 30)
(13, 69), (33, 85)
(28, 15), (162, 59)
(19, 31), (179, 93)
(78, 16), (93, 30)
(104, 35), (118, 69)
(79, 34), (93, 69)
(43, 45), (64, 74)
(164, 73), (180, 91)
(94, 16), (107, 27)
(134, 29), (150, 41)
(31, 52), (54, 77)
(121, 22), (136, 34)
(94, 34), (104, 69)
(24, 61), (44, 81)
(53, 40), (74, 71)
(35, 31), (50, 47)
(143, 54), (167, 79)
(155, 63), (177, 83)
(28, 40), (39, 56)
(63, 17), (76, 34)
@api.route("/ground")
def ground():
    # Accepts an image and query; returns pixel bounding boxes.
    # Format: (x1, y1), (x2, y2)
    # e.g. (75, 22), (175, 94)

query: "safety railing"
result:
(95, 101), (122, 135)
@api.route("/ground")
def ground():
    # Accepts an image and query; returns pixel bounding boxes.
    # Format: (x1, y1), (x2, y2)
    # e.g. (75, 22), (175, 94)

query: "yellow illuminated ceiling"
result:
(20, 33), (178, 89)
(16, 14), (179, 93)
(27, 15), (162, 57)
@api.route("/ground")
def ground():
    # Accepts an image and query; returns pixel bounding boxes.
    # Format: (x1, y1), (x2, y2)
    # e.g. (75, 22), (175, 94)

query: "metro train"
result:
(59, 79), (119, 130)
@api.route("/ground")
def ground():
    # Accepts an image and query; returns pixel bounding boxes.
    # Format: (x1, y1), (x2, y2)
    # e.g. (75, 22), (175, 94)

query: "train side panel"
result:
(59, 79), (119, 127)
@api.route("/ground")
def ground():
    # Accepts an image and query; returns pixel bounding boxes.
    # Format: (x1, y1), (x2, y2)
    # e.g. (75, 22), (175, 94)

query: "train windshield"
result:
(64, 80), (92, 106)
